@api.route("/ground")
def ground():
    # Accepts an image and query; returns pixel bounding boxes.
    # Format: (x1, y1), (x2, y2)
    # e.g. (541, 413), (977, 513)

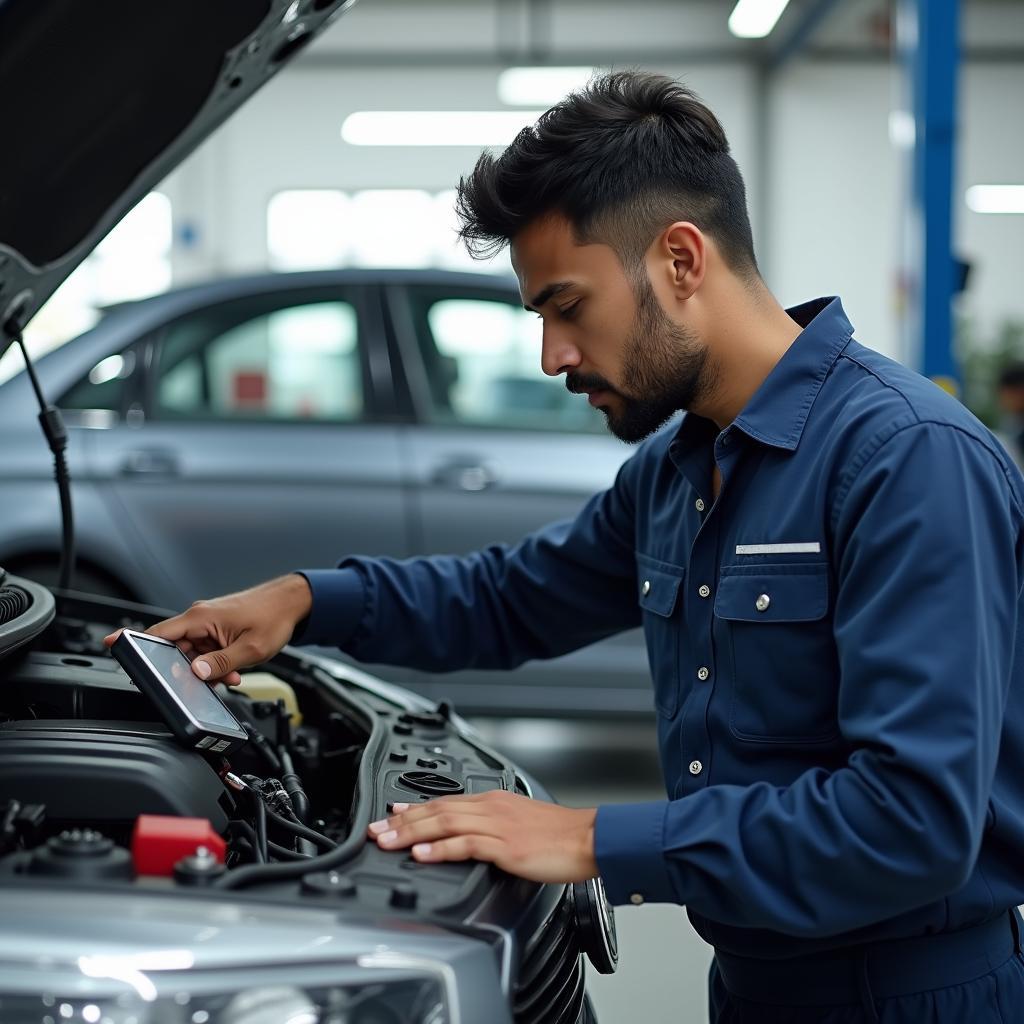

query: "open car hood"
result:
(0, 0), (356, 361)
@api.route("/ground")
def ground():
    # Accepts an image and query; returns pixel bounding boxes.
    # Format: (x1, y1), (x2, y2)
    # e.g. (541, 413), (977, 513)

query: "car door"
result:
(382, 279), (651, 716)
(75, 283), (410, 610)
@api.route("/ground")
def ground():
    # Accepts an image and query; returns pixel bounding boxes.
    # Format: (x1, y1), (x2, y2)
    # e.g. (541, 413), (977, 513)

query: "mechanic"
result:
(106, 72), (1024, 1022)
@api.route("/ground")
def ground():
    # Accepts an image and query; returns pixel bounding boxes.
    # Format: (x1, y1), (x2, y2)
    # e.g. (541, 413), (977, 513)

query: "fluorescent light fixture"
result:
(341, 110), (545, 147)
(728, 0), (792, 39)
(965, 185), (1024, 214)
(498, 67), (596, 106)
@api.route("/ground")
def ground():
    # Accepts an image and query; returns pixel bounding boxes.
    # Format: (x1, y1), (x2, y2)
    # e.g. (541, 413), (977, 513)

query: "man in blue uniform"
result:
(107, 72), (1024, 1021)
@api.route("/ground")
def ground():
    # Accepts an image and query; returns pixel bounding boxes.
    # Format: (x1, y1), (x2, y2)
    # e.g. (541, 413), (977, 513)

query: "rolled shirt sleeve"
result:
(595, 422), (1024, 936)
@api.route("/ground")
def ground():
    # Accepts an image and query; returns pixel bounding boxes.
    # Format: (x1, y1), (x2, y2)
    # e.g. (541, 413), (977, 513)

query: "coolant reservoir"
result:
(235, 672), (302, 726)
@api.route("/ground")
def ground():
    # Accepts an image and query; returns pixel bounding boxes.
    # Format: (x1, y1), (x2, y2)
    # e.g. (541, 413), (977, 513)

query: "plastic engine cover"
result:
(0, 721), (233, 832)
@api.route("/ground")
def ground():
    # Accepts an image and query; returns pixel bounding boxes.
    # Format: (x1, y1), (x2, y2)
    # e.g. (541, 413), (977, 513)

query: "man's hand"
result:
(367, 790), (599, 884)
(102, 573), (313, 685)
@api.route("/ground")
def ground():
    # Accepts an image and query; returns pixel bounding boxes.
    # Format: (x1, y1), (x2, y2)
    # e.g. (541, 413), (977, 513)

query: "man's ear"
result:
(650, 221), (705, 300)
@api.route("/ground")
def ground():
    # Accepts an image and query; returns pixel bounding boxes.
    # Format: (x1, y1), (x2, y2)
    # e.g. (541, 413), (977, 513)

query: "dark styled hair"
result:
(456, 70), (759, 281)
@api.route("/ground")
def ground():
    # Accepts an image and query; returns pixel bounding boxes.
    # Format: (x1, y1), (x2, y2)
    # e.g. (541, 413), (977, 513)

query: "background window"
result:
(157, 301), (362, 422)
(60, 351), (138, 414)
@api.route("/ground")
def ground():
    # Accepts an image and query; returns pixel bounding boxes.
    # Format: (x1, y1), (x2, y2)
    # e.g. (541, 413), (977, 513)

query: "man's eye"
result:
(558, 302), (581, 320)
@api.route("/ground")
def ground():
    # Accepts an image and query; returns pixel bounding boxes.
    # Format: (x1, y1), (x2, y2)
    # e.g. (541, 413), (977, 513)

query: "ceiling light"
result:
(728, 0), (792, 39)
(498, 67), (596, 106)
(965, 185), (1024, 214)
(341, 111), (545, 147)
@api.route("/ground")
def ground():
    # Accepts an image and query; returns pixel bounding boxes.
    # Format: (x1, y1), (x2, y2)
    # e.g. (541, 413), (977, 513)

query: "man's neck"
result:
(691, 286), (803, 431)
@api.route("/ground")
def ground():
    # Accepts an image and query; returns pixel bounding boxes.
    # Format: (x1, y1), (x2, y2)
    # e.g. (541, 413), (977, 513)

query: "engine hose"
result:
(252, 790), (268, 863)
(263, 802), (336, 851)
(228, 820), (310, 863)
(277, 746), (311, 823)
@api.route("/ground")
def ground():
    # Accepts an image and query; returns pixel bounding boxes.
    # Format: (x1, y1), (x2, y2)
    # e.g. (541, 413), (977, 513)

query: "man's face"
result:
(512, 213), (710, 443)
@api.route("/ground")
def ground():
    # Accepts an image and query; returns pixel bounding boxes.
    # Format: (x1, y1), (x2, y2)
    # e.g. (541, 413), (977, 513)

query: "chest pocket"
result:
(715, 563), (838, 743)
(636, 559), (685, 717)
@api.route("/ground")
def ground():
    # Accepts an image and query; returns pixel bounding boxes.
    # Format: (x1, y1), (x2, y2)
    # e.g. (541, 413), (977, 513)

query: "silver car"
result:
(0, 269), (651, 717)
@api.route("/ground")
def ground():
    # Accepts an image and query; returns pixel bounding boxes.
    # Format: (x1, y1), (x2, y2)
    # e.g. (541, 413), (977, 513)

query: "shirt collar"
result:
(673, 296), (854, 455)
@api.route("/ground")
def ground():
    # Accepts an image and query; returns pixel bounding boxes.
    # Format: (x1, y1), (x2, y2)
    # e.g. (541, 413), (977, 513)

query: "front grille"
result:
(513, 889), (586, 1024)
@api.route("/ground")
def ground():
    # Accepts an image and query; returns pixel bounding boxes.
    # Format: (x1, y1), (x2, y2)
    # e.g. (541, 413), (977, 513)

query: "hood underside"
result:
(0, 0), (355, 360)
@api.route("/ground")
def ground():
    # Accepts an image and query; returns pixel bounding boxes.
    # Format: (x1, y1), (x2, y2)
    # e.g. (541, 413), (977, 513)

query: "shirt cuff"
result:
(290, 568), (367, 648)
(594, 801), (677, 906)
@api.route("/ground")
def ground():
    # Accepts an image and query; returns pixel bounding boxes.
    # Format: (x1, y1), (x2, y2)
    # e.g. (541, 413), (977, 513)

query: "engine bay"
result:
(0, 583), (610, 1024)
(0, 586), (523, 913)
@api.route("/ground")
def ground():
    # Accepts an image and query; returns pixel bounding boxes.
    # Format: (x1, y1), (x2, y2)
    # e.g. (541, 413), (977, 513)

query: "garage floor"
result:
(468, 718), (714, 1024)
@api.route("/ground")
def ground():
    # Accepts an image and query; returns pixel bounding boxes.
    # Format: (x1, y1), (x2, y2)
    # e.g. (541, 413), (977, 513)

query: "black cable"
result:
(278, 746), (310, 823)
(213, 707), (389, 890)
(226, 820), (263, 864)
(228, 819), (309, 862)
(268, 840), (311, 861)
(10, 328), (75, 592)
(263, 801), (335, 850)
(252, 790), (268, 863)
(240, 722), (283, 775)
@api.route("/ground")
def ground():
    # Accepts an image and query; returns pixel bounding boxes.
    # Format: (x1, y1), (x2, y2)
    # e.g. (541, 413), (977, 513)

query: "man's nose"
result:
(540, 327), (582, 378)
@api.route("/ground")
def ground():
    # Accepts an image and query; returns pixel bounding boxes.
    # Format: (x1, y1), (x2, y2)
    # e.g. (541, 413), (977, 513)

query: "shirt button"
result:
(698, 584), (711, 599)
(689, 760), (703, 775)
(630, 892), (645, 906)
(697, 667), (710, 681)
(721, 434), (732, 446)
(755, 593), (771, 613)
(695, 498), (705, 512)
(641, 580), (651, 596)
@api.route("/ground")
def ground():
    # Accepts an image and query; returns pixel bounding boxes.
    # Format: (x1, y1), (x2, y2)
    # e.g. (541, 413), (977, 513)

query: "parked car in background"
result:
(0, 269), (651, 716)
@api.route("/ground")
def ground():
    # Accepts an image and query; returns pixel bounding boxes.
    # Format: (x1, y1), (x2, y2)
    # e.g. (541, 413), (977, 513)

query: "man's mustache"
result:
(566, 372), (617, 395)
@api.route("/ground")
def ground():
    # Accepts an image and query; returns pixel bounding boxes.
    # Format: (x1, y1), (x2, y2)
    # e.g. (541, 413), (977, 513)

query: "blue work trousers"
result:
(708, 910), (1024, 1022)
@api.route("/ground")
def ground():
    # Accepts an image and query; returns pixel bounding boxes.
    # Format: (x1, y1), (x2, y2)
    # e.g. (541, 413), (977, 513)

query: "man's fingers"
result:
(367, 799), (494, 837)
(410, 835), (502, 864)
(191, 636), (260, 682)
(369, 810), (503, 850)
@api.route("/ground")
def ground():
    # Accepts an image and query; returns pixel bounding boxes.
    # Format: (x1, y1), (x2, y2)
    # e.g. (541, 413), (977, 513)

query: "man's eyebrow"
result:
(524, 281), (575, 312)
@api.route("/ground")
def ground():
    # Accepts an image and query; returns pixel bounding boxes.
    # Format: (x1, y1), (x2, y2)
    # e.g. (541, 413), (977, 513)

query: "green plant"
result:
(955, 315), (1024, 428)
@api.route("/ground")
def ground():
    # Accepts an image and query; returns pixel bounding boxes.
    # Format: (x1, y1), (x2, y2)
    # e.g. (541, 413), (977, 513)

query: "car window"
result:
(60, 351), (137, 416)
(155, 300), (363, 421)
(411, 292), (604, 433)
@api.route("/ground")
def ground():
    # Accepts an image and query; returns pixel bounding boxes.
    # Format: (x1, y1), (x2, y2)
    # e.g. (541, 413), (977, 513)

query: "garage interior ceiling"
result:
(300, 0), (1024, 68)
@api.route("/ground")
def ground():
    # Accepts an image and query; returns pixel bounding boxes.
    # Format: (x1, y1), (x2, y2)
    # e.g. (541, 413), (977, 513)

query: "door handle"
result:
(120, 449), (180, 477)
(431, 459), (499, 492)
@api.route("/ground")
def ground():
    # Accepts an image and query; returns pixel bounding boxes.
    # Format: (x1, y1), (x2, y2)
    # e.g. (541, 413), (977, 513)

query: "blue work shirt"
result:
(295, 297), (1024, 958)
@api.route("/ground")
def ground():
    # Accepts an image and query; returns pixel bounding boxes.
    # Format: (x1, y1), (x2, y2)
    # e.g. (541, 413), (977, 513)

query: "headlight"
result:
(572, 877), (618, 975)
(0, 960), (449, 1024)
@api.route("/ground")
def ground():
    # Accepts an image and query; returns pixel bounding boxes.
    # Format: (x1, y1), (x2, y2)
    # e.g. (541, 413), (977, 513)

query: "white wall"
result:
(957, 62), (1024, 343)
(766, 62), (904, 358)
(157, 4), (1023, 371)
(161, 59), (757, 279)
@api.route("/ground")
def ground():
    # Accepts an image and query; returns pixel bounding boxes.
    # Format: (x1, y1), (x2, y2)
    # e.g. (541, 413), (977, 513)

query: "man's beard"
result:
(567, 276), (712, 444)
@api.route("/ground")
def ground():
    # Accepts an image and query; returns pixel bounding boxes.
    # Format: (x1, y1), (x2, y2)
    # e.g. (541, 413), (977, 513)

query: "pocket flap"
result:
(715, 565), (829, 623)
(637, 566), (684, 618)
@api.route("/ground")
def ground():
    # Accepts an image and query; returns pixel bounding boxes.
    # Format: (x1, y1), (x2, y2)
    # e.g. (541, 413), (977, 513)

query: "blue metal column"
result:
(901, 0), (961, 393)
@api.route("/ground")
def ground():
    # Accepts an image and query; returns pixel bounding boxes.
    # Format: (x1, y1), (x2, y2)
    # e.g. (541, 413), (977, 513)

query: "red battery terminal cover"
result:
(132, 815), (226, 877)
